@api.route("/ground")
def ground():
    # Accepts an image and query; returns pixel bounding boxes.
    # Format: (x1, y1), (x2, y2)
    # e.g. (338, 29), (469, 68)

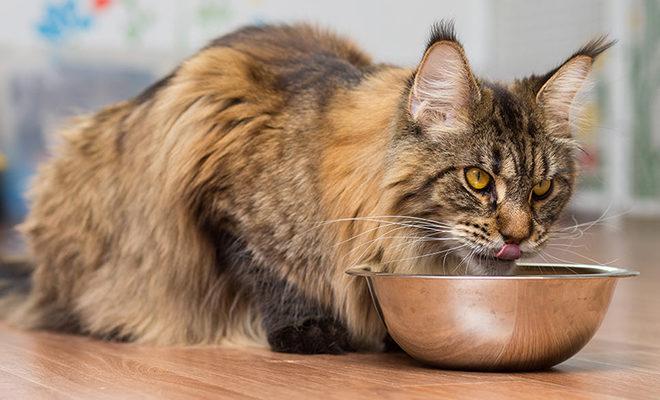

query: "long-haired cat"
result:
(1, 22), (612, 353)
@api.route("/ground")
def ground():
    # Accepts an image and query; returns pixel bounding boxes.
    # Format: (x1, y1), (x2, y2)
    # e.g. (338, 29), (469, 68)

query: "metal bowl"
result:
(347, 263), (638, 371)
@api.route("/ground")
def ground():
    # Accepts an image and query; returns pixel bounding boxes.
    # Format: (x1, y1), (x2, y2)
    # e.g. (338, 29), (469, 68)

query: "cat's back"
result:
(207, 24), (375, 96)
(211, 24), (373, 71)
(21, 24), (379, 273)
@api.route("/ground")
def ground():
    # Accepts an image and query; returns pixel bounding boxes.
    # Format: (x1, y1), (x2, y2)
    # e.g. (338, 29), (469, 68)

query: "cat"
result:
(0, 22), (612, 354)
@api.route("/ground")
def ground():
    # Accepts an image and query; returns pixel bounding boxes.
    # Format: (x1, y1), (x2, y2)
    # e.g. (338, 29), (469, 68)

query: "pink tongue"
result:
(495, 244), (521, 260)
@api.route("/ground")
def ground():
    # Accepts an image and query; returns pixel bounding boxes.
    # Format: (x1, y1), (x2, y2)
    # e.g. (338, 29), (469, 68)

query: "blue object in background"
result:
(36, 0), (94, 43)
(0, 61), (154, 224)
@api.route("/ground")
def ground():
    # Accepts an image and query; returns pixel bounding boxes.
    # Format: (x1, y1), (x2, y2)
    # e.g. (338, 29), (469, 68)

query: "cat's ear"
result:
(536, 37), (615, 137)
(409, 23), (479, 132)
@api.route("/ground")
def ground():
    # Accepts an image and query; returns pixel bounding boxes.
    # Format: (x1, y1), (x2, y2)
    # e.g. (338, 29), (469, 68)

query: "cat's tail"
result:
(0, 258), (32, 320)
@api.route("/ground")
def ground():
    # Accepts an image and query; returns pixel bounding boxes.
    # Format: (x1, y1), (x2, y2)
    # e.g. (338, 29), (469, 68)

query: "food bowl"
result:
(347, 263), (638, 371)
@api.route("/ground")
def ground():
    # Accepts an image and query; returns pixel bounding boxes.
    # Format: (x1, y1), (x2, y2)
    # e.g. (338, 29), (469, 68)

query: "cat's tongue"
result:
(495, 244), (521, 261)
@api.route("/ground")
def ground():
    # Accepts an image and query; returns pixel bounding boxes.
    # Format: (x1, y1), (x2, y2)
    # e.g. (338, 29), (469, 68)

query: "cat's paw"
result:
(267, 318), (354, 354)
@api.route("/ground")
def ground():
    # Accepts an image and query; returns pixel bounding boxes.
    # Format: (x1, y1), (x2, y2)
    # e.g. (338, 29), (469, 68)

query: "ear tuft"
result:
(426, 20), (458, 50)
(536, 37), (614, 137)
(409, 35), (478, 132)
(569, 35), (616, 60)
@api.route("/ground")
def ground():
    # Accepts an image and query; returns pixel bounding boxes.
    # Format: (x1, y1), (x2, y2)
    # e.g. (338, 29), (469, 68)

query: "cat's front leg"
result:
(236, 265), (354, 354)
(266, 315), (353, 355)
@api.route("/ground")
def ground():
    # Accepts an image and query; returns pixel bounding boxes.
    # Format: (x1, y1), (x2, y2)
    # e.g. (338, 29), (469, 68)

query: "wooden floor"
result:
(1, 217), (659, 399)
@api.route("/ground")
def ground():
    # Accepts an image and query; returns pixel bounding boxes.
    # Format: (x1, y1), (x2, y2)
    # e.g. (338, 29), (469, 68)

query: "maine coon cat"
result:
(1, 22), (612, 353)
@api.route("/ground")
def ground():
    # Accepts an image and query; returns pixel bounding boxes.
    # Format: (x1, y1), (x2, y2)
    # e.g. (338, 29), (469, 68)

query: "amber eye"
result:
(532, 179), (553, 200)
(465, 167), (491, 191)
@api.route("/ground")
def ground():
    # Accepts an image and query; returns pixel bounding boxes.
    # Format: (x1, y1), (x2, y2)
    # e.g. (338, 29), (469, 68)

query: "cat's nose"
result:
(497, 203), (532, 244)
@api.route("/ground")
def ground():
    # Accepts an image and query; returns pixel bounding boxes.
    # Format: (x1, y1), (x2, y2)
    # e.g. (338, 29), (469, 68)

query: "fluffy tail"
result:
(0, 258), (32, 320)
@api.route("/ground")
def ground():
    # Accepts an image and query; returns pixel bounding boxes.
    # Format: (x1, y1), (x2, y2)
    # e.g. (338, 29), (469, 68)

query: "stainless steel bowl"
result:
(347, 263), (638, 371)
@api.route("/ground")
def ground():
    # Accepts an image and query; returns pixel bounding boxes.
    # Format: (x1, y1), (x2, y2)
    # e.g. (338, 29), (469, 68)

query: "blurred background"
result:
(0, 0), (658, 245)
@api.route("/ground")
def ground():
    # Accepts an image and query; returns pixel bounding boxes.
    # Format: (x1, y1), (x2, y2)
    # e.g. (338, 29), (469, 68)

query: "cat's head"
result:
(384, 22), (613, 275)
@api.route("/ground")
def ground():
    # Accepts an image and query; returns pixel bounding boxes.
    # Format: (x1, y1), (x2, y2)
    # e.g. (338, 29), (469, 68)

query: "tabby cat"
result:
(2, 22), (612, 354)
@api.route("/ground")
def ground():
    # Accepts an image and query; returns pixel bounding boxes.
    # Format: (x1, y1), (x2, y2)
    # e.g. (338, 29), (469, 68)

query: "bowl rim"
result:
(345, 262), (639, 280)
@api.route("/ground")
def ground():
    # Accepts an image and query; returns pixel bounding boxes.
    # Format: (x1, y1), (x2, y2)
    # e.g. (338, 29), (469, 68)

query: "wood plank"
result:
(410, 380), (627, 400)
(519, 358), (660, 400)
(0, 369), (73, 400)
(0, 327), (251, 400)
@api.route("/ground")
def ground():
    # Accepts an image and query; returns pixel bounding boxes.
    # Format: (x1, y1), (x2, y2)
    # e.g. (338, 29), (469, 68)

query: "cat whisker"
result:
(536, 252), (558, 275)
(363, 214), (454, 227)
(553, 206), (628, 235)
(333, 221), (450, 248)
(452, 246), (475, 275)
(545, 242), (585, 249)
(346, 233), (455, 260)
(314, 217), (439, 231)
(336, 224), (410, 249)
(343, 225), (450, 270)
(384, 235), (458, 258)
(450, 242), (474, 274)
(386, 243), (468, 265)
(465, 248), (478, 275)
(311, 215), (452, 233)
(325, 214), (453, 228)
(341, 223), (453, 262)
(549, 232), (588, 241)
(325, 219), (451, 238)
(537, 251), (580, 274)
(544, 246), (619, 266)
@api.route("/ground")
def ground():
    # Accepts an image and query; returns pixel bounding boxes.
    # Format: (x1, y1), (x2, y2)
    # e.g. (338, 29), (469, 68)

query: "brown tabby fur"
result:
(2, 23), (612, 352)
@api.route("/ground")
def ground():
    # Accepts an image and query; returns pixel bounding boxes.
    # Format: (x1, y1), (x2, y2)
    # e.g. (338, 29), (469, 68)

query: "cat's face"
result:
(441, 101), (576, 274)
(388, 83), (577, 274)
(384, 23), (611, 275)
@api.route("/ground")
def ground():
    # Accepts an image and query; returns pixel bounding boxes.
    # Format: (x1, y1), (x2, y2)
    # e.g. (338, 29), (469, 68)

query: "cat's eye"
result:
(465, 167), (491, 191)
(532, 179), (553, 200)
